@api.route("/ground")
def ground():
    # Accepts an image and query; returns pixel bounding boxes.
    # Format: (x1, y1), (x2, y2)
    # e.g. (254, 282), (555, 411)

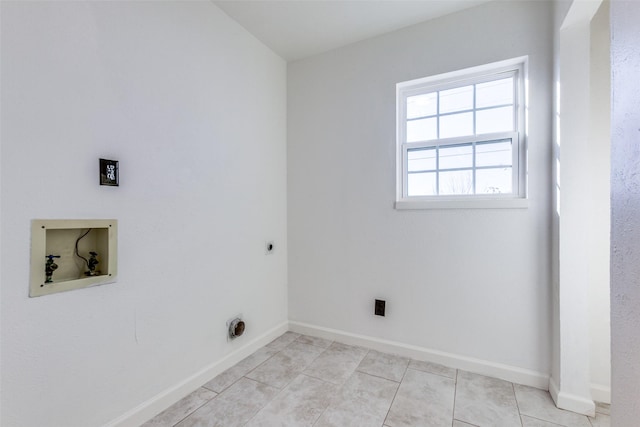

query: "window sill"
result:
(394, 197), (528, 210)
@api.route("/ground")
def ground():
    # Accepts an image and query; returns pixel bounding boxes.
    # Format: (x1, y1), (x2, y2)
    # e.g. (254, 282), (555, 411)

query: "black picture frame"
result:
(99, 159), (119, 186)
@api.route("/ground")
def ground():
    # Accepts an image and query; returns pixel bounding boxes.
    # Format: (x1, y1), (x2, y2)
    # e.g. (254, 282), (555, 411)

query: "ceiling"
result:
(213, 0), (494, 61)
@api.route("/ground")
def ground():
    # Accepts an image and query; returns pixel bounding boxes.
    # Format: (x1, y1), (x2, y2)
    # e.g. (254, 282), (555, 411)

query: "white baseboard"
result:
(549, 376), (596, 416)
(289, 321), (549, 390)
(590, 383), (611, 404)
(103, 320), (289, 427)
(549, 376), (561, 403)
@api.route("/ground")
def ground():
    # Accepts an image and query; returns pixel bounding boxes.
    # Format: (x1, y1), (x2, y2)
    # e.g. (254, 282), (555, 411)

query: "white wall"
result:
(611, 0), (640, 424)
(288, 1), (553, 378)
(0, 2), (287, 426)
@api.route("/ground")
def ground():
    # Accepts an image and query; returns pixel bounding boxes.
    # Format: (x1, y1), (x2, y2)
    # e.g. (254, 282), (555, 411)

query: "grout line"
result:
(301, 370), (345, 387)
(355, 370), (404, 383)
(169, 389), (216, 427)
(242, 375), (287, 391)
(381, 358), (409, 425)
(245, 347), (325, 392)
(294, 334), (335, 349)
(264, 331), (300, 351)
(400, 359), (410, 381)
(202, 375), (240, 394)
(307, 366), (363, 426)
(451, 369), (459, 426)
(520, 414), (569, 426)
(454, 420), (482, 427)
(300, 373), (344, 426)
(205, 349), (281, 394)
(310, 384), (333, 427)
(312, 408), (329, 426)
(405, 365), (458, 381)
(452, 419), (481, 427)
(200, 383), (217, 392)
(240, 377), (290, 426)
(242, 350), (281, 379)
(300, 372), (334, 384)
(382, 377), (401, 426)
(512, 382), (524, 427)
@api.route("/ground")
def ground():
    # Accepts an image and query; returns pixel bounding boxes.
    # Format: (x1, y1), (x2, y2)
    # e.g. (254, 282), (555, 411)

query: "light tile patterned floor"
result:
(143, 332), (611, 427)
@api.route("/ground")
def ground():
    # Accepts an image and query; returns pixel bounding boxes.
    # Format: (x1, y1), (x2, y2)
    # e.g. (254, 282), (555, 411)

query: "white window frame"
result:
(395, 57), (528, 210)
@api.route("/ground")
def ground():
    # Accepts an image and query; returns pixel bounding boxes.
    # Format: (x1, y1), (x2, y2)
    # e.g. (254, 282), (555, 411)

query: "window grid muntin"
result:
(406, 102), (515, 124)
(406, 135), (515, 196)
(404, 72), (517, 144)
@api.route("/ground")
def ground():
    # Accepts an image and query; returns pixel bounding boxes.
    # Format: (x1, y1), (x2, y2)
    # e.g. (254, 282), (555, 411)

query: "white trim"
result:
(102, 321), (289, 427)
(548, 376), (596, 416)
(549, 376), (561, 404)
(396, 57), (528, 207)
(590, 383), (611, 404)
(289, 321), (548, 390)
(397, 56), (529, 90)
(395, 198), (528, 210)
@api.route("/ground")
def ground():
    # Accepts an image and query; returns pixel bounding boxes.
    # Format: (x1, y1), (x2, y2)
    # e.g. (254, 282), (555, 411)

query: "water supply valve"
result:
(44, 254), (61, 284)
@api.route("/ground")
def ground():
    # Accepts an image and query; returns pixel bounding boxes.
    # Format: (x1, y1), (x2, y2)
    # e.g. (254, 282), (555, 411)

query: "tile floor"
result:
(143, 332), (611, 427)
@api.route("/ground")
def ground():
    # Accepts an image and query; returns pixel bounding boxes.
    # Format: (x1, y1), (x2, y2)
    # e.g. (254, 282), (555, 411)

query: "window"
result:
(396, 58), (527, 209)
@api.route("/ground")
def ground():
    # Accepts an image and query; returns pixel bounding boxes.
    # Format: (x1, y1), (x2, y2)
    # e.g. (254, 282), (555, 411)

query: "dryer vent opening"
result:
(228, 318), (245, 340)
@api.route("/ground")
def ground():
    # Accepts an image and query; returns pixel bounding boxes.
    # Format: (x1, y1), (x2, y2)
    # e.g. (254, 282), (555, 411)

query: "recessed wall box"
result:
(30, 219), (118, 297)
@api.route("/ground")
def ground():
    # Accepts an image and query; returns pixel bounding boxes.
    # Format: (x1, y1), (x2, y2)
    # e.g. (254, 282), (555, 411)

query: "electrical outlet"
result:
(375, 299), (386, 316)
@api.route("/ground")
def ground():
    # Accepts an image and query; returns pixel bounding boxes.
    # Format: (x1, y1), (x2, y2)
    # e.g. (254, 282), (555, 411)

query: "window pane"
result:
(407, 117), (437, 142)
(439, 143), (472, 169)
(476, 106), (514, 134)
(476, 139), (512, 167)
(407, 92), (437, 119)
(408, 147), (436, 172)
(439, 112), (473, 139)
(439, 85), (473, 114)
(476, 167), (512, 194)
(439, 170), (473, 195)
(408, 172), (437, 196)
(476, 77), (513, 108)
